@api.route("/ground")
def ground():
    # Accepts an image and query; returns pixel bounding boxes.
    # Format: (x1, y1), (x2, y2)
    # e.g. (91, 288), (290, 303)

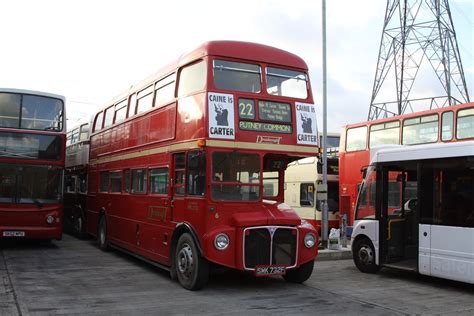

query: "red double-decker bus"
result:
(0, 88), (66, 240)
(64, 121), (90, 237)
(84, 41), (319, 290)
(339, 101), (474, 228)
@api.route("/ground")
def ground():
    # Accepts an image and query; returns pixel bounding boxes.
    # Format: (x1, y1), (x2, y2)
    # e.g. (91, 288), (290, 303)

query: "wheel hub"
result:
(358, 245), (374, 265)
(177, 243), (194, 278)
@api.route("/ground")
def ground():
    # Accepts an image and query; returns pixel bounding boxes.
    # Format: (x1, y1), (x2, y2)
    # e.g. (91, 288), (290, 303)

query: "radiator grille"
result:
(244, 227), (297, 269)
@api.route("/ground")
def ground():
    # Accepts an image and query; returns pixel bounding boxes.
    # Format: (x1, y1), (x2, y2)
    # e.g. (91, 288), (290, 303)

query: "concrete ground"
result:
(1, 235), (473, 315)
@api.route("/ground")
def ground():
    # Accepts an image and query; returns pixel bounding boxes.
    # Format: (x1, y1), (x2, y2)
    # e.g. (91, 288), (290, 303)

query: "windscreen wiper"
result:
(33, 199), (43, 209)
(0, 150), (35, 159)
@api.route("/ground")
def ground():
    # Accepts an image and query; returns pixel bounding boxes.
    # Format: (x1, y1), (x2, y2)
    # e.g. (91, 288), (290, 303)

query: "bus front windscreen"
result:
(0, 93), (64, 131)
(355, 166), (376, 220)
(211, 152), (260, 201)
(213, 60), (262, 93)
(0, 165), (62, 204)
(266, 67), (308, 99)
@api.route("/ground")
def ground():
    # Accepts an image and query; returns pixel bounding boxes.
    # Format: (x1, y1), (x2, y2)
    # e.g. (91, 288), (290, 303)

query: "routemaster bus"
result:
(0, 88), (66, 240)
(64, 121), (90, 237)
(352, 141), (474, 284)
(284, 132), (340, 233)
(339, 102), (474, 228)
(84, 41), (319, 290)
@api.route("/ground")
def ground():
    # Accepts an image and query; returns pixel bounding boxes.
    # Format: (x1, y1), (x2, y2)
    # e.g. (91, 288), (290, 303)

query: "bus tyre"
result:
(175, 233), (209, 290)
(353, 237), (380, 273)
(283, 260), (314, 283)
(98, 215), (109, 251)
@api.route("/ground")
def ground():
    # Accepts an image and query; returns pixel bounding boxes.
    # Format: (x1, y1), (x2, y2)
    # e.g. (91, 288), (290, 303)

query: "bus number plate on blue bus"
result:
(255, 265), (286, 276)
(2, 231), (25, 237)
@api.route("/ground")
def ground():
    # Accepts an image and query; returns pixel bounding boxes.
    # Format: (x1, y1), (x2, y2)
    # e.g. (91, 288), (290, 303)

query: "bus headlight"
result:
(46, 216), (55, 225)
(304, 233), (316, 248)
(214, 233), (229, 250)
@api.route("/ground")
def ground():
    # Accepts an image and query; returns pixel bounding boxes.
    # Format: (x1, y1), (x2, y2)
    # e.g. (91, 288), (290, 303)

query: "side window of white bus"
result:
(420, 157), (474, 227)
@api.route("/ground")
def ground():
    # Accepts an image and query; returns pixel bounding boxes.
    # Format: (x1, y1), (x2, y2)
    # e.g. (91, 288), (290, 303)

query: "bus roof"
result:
(103, 40), (309, 111)
(180, 41), (308, 70)
(342, 101), (474, 130)
(370, 141), (474, 164)
(0, 87), (66, 103)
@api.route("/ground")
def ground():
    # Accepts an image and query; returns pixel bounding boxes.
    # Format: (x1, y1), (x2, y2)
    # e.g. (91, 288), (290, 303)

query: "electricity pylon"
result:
(368, 0), (470, 120)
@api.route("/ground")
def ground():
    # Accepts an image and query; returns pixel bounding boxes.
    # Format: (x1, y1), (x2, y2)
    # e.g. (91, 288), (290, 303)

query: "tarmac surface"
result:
(1, 235), (473, 315)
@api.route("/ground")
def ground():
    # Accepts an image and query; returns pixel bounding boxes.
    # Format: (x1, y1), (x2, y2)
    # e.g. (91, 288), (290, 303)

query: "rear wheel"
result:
(353, 237), (380, 273)
(283, 260), (314, 283)
(97, 215), (109, 251)
(175, 233), (209, 290)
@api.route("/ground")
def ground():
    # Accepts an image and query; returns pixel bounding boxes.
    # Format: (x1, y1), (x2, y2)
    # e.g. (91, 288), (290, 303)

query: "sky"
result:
(0, 0), (472, 132)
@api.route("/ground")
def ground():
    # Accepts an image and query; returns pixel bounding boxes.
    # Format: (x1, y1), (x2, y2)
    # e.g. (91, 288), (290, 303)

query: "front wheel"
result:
(352, 237), (380, 273)
(97, 215), (109, 251)
(283, 260), (314, 283)
(175, 233), (209, 290)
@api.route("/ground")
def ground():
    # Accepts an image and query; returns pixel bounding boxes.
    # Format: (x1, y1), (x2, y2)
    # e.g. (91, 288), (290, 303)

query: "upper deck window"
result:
(136, 85), (154, 114)
(213, 60), (261, 93)
(346, 126), (367, 152)
(369, 121), (400, 148)
(79, 124), (89, 141)
(456, 108), (474, 140)
(0, 93), (64, 131)
(114, 100), (128, 124)
(178, 61), (207, 97)
(441, 111), (453, 141)
(71, 128), (79, 144)
(93, 112), (103, 132)
(266, 67), (308, 99)
(402, 114), (438, 145)
(103, 106), (114, 129)
(155, 74), (176, 107)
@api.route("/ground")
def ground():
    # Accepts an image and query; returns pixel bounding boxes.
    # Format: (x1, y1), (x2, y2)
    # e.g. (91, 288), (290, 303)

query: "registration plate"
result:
(255, 265), (286, 276)
(2, 231), (25, 237)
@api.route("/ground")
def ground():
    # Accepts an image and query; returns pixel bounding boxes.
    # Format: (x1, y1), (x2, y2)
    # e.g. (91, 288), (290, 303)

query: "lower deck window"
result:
(150, 168), (168, 194)
(131, 169), (147, 193)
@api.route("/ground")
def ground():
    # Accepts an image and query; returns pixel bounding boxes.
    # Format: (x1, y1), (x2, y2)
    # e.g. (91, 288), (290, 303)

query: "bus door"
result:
(380, 167), (418, 270)
(171, 151), (207, 225)
(171, 153), (186, 222)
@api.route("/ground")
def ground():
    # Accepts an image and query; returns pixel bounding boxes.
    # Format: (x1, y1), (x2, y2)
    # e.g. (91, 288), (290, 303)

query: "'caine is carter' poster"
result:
(295, 102), (318, 146)
(208, 92), (235, 140)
